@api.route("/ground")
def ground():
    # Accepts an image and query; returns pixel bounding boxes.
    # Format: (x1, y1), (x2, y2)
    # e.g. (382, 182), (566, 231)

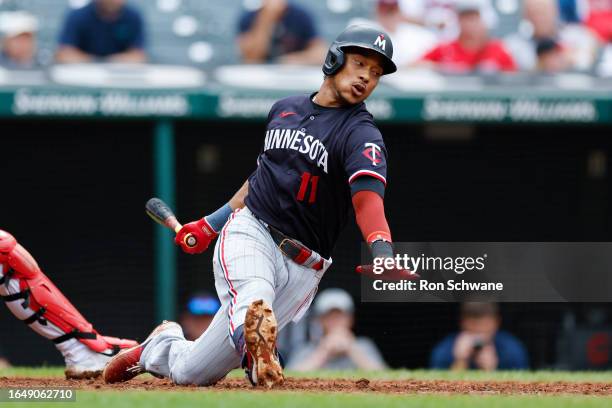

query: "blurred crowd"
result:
(0, 0), (611, 75)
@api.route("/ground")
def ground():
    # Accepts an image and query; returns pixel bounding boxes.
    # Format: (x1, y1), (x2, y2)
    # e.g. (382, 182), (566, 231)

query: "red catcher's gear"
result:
(0, 230), (137, 355)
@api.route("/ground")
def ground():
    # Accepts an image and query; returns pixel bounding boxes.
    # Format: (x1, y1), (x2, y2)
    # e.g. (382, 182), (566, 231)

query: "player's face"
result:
(332, 50), (384, 105)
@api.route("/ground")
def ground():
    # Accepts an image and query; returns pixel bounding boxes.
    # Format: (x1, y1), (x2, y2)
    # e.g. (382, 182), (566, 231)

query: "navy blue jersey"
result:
(59, 3), (145, 57)
(246, 93), (388, 258)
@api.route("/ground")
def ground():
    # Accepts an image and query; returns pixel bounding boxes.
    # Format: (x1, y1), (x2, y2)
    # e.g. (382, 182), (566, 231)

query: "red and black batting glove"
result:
(356, 240), (420, 281)
(174, 218), (218, 255)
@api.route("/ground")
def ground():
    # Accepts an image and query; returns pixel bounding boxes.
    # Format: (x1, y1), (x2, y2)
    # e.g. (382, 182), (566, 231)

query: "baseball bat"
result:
(145, 198), (197, 247)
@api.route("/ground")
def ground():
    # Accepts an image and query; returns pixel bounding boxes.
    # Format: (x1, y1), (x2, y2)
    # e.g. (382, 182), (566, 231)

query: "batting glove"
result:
(356, 239), (419, 281)
(175, 218), (218, 255)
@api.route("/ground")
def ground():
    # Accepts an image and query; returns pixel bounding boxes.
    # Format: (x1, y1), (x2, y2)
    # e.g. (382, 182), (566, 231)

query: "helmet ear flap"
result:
(322, 44), (345, 76)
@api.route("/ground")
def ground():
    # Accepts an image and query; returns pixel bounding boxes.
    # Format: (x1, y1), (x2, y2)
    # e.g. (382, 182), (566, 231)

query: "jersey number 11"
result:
(297, 172), (319, 204)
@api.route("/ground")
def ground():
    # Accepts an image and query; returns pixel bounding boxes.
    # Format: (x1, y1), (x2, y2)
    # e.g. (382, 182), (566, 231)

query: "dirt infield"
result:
(1, 376), (611, 395)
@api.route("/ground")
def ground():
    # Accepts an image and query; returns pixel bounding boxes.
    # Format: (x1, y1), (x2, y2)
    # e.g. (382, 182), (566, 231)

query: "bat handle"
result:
(173, 224), (198, 248)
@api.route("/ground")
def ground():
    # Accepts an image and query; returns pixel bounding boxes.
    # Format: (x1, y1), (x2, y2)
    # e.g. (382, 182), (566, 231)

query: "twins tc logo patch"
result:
(374, 34), (386, 51)
(362, 142), (382, 166)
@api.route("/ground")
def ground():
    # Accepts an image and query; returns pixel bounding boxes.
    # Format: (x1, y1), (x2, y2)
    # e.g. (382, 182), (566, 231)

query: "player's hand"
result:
(356, 259), (420, 281)
(174, 218), (218, 255)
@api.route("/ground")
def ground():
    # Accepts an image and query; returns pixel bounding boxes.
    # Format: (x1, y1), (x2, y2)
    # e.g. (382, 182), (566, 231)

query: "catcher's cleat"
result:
(243, 299), (284, 388)
(64, 353), (113, 380)
(65, 335), (140, 379)
(102, 321), (179, 384)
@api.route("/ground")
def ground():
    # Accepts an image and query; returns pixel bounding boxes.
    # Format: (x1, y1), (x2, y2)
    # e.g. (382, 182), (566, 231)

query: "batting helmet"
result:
(322, 25), (397, 76)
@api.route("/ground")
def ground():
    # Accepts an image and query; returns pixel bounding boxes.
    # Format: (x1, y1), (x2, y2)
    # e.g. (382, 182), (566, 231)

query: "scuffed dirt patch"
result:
(1, 376), (611, 395)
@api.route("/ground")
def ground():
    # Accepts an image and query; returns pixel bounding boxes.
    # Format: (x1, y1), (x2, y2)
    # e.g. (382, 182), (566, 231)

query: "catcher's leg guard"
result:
(0, 230), (137, 377)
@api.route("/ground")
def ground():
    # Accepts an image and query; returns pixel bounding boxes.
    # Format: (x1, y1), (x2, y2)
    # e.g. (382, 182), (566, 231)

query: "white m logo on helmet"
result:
(374, 34), (386, 51)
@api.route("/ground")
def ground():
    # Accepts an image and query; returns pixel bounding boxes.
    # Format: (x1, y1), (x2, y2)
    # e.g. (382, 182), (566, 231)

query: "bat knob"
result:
(185, 234), (197, 248)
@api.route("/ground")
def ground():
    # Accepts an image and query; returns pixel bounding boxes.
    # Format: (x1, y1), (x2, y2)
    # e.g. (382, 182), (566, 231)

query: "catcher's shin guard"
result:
(0, 230), (137, 356)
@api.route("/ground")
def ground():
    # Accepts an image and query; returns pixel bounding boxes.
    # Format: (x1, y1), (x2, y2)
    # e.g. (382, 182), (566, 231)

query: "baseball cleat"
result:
(65, 353), (114, 380)
(64, 336), (139, 380)
(243, 299), (284, 388)
(102, 321), (179, 383)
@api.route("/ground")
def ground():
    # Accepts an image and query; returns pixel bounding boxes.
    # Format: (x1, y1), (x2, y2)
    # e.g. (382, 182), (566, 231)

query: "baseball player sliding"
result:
(103, 25), (413, 388)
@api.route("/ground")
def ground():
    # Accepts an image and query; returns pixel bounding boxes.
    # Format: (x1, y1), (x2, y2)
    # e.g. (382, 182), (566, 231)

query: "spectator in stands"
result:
(559, 0), (612, 40)
(398, 0), (498, 41)
(56, 0), (146, 64)
(349, 0), (437, 67)
(420, 0), (516, 73)
(430, 302), (529, 370)
(180, 292), (221, 341)
(287, 288), (387, 371)
(554, 0), (603, 70)
(504, 0), (558, 71)
(505, 0), (600, 71)
(536, 37), (571, 73)
(0, 11), (39, 69)
(236, 0), (326, 65)
(581, 0), (612, 43)
(526, 0), (559, 39)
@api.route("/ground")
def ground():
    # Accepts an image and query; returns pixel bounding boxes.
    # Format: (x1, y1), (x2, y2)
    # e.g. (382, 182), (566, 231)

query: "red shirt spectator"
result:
(422, 39), (516, 73)
(559, 0), (612, 43)
(420, 1), (516, 73)
(585, 9), (612, 42)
